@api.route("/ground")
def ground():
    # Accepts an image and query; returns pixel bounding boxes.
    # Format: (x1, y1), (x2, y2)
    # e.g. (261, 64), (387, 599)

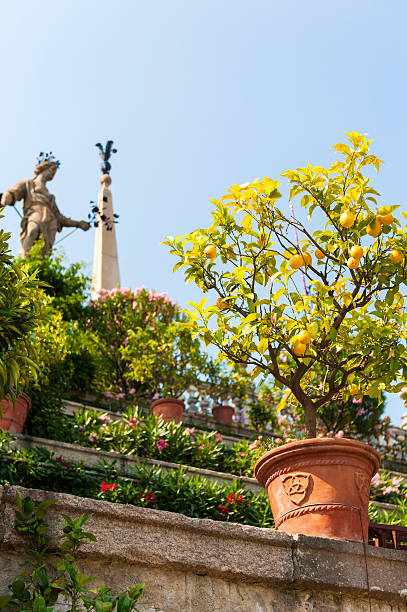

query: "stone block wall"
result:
(1, 485), (407, 611)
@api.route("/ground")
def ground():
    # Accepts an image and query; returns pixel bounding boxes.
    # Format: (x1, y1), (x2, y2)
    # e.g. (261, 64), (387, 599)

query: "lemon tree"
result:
(165, 133), (407, 437)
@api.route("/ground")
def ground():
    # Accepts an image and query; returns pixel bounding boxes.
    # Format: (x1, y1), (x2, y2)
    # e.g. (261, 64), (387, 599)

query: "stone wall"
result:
(1, 485), (406, 611)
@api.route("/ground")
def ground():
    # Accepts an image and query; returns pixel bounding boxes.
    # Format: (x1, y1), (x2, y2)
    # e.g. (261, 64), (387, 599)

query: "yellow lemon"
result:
(289, 254), (302, 269)
(340, 210), (355, 228)
(315, 248), (325, 260)
(390, 249), (403, 263)
(378, 213), (394, 226)
(293, 340), (307, 356)
(350, 245), (363, 259)
(302, 252), (312, 267)
(366, 219), (382, 238)
(298, 330), (311, 344)
(204, 245), (217, 260)
(347, 257), (360, 270)
(349, 385), (359, 396)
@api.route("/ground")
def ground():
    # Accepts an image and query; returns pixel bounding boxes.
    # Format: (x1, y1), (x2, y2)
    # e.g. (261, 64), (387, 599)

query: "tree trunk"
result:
(303, 401), (317, 438)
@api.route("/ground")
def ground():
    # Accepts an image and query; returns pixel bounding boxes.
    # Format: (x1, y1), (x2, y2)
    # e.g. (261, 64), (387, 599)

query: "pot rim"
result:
(254, 437), (380, 487)
(212, 404), (235, 412)
(150, 398), (185, 409)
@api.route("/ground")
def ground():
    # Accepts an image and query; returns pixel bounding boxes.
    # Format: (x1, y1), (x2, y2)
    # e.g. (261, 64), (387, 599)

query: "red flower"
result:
(100, 481), (118, 492)
(219, 504), (228, 515)
(56, 457), (71, 467)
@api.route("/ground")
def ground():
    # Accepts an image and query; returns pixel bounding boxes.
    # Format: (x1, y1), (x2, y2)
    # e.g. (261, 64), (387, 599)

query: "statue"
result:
(0, 153), (90, 258)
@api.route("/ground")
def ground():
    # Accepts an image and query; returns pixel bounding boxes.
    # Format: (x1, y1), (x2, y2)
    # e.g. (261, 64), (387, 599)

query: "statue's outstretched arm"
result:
(1, 180), (27, 206)
(59, 214), (90, 231)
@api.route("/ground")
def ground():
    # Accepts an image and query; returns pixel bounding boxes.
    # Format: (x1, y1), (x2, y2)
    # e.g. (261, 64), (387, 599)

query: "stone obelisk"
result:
(91, 141), (120, 299)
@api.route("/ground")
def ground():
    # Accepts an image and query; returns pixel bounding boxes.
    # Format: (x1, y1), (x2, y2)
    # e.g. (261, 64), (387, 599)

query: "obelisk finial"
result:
(95, 140), (117, 175)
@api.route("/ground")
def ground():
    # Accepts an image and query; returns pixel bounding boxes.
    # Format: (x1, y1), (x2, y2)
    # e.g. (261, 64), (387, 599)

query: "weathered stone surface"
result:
(0, 485), (406, 610)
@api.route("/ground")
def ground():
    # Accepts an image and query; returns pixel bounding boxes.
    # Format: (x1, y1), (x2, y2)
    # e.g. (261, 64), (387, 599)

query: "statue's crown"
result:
(36, 152), (60, 168)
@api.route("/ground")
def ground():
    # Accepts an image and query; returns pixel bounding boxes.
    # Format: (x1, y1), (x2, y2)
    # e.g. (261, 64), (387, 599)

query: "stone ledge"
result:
(13, 433), (262, 492)
(0, 485), (406, 608)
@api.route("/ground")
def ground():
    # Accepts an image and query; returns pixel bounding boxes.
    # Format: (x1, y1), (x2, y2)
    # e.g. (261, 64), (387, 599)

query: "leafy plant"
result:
(0, 492), (145, 611)
(165, 133), (407, 437)
(0, 220), (45, 403)
(87, 287), (218, 401)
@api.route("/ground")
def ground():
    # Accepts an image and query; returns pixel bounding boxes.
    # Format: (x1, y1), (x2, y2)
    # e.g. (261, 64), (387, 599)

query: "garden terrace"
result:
(1, 485), (407, 611)
(2, 431), (406, 527)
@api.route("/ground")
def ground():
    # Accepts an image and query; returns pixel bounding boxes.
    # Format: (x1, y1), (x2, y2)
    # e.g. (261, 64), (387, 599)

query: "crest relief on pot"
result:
(354, 470), (370, 504)
(280, 472), (312, 506)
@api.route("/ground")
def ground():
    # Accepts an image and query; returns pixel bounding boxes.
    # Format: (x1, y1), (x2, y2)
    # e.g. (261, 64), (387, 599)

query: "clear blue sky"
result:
(1, 0), (406, 424)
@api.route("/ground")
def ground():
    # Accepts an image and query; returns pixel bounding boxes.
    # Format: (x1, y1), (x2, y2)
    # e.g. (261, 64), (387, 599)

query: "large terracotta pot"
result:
(151, 398), (184, 424)
(254, 437), (380, 542)
(212, 404), (234, 425)
(0, 393), (31, 434)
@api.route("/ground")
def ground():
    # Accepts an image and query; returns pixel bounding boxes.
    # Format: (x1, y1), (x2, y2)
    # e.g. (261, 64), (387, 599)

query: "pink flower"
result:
(187, 428), (195, 435)
(157, 438), (169, 451)
(371, 473), (380, 488)
(335, 430), (344, 438)
(248, 439), (261, 450)
(383, 486), (395, 495)
(274, 438), (283, 445)
(129, 388), (136, 395)
(238, 451), (246, 457)
(279, 352), (288, 363)
(123, 337), (129, 347)
(356, 408), (364, 416)
(374, 424), (382, 431)
(116, 393), (125, 399)
(215, 434), (223, 442)
(89, 433), (99, 442)
(352, 397), (363, 404)
(198, 445), (204, 450)
(104, 391), (113, 398)
(152, 393), (161, 400)
(101, 414), (112, 424)
(278, 415), (287, 425)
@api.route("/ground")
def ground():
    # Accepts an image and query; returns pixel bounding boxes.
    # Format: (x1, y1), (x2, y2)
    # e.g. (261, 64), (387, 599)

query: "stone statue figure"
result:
(0, 155), (90, 257)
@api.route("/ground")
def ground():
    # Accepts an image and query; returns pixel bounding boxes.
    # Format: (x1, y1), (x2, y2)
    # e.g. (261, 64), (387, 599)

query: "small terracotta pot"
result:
(0, 393), (31, 434)
(254, 437), (380, 542)
(151, 398), (184, 424)
(212, 404), (234, 425)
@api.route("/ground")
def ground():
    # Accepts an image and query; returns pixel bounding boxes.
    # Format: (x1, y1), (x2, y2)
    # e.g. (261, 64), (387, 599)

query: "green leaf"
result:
(243, 313), (259, 324)
(33, 595), (47, 612)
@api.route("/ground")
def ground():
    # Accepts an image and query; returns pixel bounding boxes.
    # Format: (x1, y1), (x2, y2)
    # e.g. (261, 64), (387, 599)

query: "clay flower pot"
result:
(212, 404), (234, 425)
(254, 437), (380, 542)
(0, 393), (31, 434)
(151, 398), (184, 424)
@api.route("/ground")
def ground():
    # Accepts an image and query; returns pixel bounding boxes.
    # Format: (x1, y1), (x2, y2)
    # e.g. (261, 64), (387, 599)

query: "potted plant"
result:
(121, 312), (212, 423)
(206, 362), (250, 425)
(166, 132), (407, 542)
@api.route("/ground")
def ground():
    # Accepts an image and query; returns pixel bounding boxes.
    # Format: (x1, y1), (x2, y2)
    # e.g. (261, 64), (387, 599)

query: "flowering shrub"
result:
(87, 286), (214, 401)
(369, 470), (407, 505)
